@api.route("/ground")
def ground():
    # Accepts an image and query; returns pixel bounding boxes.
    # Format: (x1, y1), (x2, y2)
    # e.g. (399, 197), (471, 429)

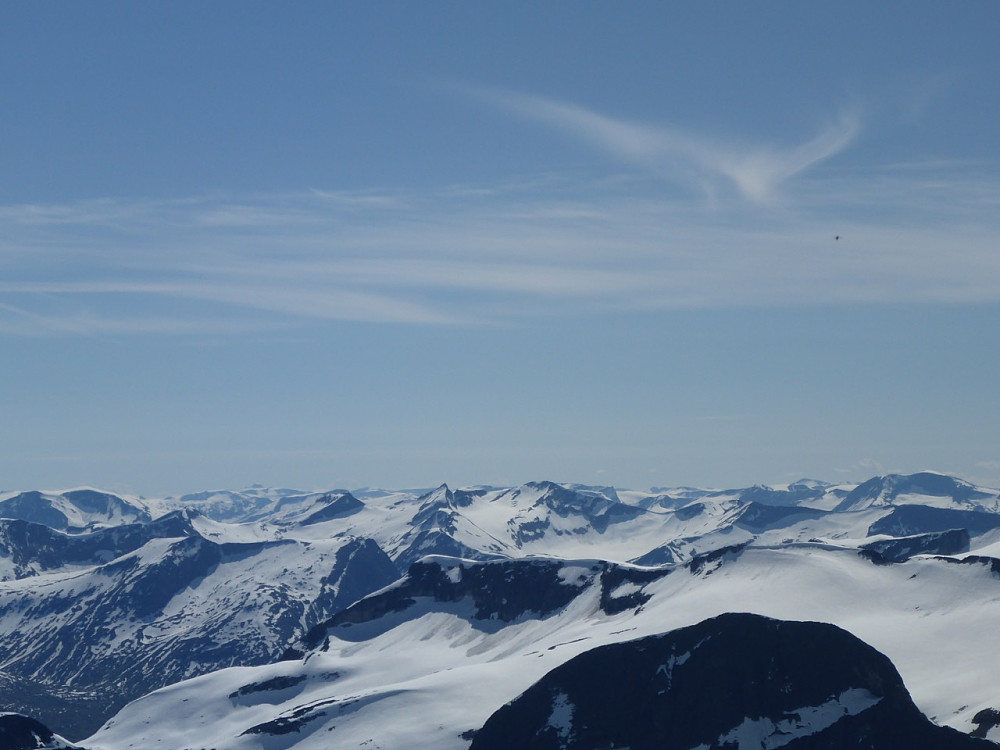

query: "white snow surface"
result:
(6, 473), (1000, 749)
(86, 544), (1000, 750)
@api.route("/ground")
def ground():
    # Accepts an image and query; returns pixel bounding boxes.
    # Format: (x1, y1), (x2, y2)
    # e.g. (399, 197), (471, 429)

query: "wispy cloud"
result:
(470, 88), (860, 203)
(1, 96), (997, 338)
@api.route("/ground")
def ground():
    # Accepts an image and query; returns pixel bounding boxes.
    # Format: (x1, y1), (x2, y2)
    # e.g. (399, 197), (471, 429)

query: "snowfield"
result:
(88, 545), (1000, 749)
(1, 471), (999, 748)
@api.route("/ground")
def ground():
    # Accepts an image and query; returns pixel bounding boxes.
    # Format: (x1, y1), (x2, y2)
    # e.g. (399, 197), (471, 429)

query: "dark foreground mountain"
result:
(470, 613), (993, 750)
(0, 713), (78, 750)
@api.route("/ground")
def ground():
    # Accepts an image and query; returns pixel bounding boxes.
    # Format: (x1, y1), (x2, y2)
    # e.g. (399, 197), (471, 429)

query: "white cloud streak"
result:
(0, 97), (997, 338)
(472, 89), (860, 203)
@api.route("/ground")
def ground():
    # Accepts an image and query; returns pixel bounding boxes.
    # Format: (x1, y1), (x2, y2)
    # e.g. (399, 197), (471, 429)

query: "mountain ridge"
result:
(3, 471), (1000, 746)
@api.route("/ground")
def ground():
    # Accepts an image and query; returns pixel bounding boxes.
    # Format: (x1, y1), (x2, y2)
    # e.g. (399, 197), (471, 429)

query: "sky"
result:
(1, 1), (999, 495)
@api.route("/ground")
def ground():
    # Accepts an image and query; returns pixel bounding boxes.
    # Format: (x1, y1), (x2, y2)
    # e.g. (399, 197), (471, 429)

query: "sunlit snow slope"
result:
(2, 471), (1000, 748)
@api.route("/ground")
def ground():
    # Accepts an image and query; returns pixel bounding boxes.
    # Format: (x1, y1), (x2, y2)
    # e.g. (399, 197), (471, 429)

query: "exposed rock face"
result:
(305, 557), (672, 648)
(868, 505), (1000, 537)
(518, 481), (646, 535)
(306, 558), (591, 647)
(469, 613), (994, 750)
(734, 501), (829, 533)
(0, 511), (194, 581)
(859, 529), (970, 563)
(0, 713), (78, 750)
(389, 485), (509, 569)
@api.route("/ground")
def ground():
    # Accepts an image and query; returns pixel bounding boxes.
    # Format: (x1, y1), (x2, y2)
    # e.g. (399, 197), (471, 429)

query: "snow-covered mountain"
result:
(471, 613), (992, 750)
(85, 544), (1000, 749)
(2, 471), (1000, 748)
(0, 489), (152, 533)
(0, 512), (397, 738)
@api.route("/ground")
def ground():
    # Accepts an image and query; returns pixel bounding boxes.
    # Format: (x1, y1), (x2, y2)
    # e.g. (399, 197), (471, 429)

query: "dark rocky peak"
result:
(526, 481), (592, 513)
(412, 484), (456, 522)
(523, 482), (645, 532)
(469, 612), (994, 750)
(0, 713), (80, 750)
(267, 490), (348, 517)
(298, 492), (364, 525)
(859, 529), (970, 564)
(686, 542), (749, 576)
(416, 483), (454, 506)
(401, 487), (461, 548)
(598, 563), (671, 615)
(451, 487), (493, 507)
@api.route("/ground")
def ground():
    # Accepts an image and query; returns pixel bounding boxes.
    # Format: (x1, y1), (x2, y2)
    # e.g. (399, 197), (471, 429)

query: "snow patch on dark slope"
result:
(505, 481), (646, 543)
(389, 485), (512, 569)
(297, 492), (364, 525)
(469, 613), (994, 750)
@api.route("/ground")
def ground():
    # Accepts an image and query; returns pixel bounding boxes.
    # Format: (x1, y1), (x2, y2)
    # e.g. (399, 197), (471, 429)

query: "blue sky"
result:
(2, 2), (999, 495)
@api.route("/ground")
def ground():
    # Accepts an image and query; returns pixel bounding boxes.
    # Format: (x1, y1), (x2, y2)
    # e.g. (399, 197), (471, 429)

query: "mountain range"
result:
(2, 471), (1000, 749)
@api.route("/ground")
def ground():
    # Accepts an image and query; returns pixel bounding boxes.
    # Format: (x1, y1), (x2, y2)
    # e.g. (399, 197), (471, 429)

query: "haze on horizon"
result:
(1, 2), (998, 496)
